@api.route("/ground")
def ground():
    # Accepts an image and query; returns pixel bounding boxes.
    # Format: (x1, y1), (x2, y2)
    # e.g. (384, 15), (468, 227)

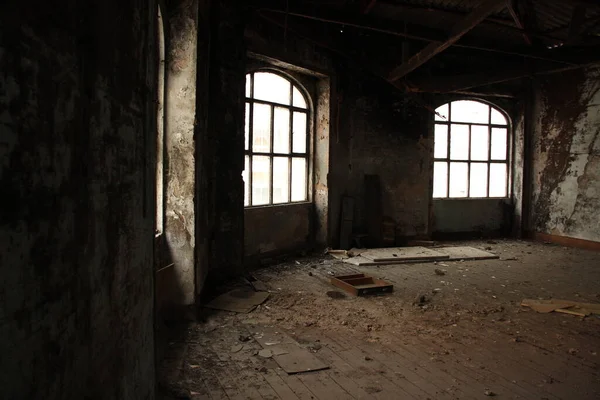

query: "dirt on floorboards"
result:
(158, 239), (600, 400)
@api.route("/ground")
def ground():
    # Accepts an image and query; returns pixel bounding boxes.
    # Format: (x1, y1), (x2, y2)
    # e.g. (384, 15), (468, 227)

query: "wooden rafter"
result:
(568, 5), (587, 43)
(387, 0), (506, 82)
(507, 0), (532, 45)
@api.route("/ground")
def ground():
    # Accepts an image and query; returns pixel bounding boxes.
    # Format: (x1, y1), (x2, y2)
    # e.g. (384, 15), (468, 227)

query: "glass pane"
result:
(243, 156), (249, 206)
(434, 124), (448, 158)
(292, 112), (307, 153)
(489, 163), (507, 197)
(244, 103), (250, 150)
(449, 162), (468, 198)
(291, 158), (307, 201)
(451, 100), (489, 124)
(253, 72), (290, 105)
(491, 108), (507, 125)
(252, 103), (271, 153)
(491, 128), (507, 160)
(252, 156), (271, 206)
(273, 107), (290, 153)
(470, 125), (489, 161)
(469, 163), (488, 198)
(450, 124), (469, 160)
(435, 104), (449, 121)
(433, 162), (448, 198)
(273, 157), (290, 204)
(245, 74), (251, 97)
(293, 86), (307, 109)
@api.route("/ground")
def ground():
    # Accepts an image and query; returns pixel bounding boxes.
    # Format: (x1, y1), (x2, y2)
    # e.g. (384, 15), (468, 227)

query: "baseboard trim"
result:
(533, 232), (600, 251)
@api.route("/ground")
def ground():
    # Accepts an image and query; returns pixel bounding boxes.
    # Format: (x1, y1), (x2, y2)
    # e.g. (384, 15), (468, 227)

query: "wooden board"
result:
(361, 246), (449, 262)
(435, 246), (499, 261)
(253, 327), (329, 375)
(204, 289), (270, 313)
(521, 298), (600, 315)
(330, 274), (393, 296)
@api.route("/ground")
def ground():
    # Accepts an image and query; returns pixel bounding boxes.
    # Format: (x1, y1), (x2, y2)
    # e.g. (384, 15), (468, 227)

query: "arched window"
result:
(433, 100), (509, 198)
(243, 71), (310, 206)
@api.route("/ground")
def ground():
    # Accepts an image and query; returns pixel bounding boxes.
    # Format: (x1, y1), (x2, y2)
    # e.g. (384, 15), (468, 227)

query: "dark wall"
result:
(0, 0), (155, 398)
(530, 67), (600, 242)
(329, 72), (432, 244)
(202, 0), (247, 282)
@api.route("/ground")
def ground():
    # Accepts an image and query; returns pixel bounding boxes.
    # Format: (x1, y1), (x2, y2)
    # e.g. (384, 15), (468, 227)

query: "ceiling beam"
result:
(387, 0), (507, 82)
(361, 0), (377, 14)
(372, 1), (561, 43)
(413, 59), (600, 93)
(258, 7), (575, 66)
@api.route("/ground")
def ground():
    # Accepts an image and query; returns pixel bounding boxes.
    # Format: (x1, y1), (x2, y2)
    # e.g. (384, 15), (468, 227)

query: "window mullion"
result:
(269, 105), (275, 205)
(249, 75), (254, 205)
(446, 104), (452, 198)
(487, 114), (492, 198)
(467, 124), (471, 198)
(289, 104), (293, 201)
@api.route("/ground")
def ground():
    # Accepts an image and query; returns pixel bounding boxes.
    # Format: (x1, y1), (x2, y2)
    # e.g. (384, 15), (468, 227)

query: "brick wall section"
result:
(0, 1), (156, 398)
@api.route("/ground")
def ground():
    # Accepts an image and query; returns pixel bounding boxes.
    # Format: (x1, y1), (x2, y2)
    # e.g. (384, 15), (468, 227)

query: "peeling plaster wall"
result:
(531, 67), (600, 242)
(0, 1), (155, 398)
(164, 0), (198, 305)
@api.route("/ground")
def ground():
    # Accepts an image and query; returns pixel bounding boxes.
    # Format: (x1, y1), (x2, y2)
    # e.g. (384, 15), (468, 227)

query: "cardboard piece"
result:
(253, 327), (329, 374)
(521, 298), (600, 317)
(435, 246), (499, 261)
(204, 289), (270, 313)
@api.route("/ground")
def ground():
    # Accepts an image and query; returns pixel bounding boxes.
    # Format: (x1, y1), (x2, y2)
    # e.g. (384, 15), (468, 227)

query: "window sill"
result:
(244, 201), (312, 210)
(433, 197), (510, 201)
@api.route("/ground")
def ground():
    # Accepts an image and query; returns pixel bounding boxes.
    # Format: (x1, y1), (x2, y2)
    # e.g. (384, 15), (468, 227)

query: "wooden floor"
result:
(158, 240), (600, 399)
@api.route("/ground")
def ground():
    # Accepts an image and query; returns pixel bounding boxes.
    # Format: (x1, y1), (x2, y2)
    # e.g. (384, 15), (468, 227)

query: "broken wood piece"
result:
(327, 249), (349, 260)
(330, 273), (393, 296)
(554, 308), (588, 317)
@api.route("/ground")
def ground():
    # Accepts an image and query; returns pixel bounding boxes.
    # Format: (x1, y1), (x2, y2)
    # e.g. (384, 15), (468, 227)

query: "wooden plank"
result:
(365, 174), (383, 247)
(387, 0), (506, 81)
(296, 372), (355, 400)
(435, 246), (499, 261)
(340, 196), (354, 249)
(533, 231), (600, 252)
(361, 246), (448, 262)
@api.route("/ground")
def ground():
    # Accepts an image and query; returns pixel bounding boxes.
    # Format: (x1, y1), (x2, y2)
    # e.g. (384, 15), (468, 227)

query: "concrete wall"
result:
(531, 67), (600, 243)
(329, 74), (432, 245)
(0, 0), (156, 398)
(245, 204), (312, 259)
(432, 199), (509, 234)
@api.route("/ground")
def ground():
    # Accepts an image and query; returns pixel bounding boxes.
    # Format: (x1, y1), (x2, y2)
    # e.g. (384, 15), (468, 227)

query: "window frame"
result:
(244, 70), (311, 208)
(433, 100), (511, 199)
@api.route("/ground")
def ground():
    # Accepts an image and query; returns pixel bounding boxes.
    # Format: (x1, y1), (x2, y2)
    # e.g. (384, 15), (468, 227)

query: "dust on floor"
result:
(159, 240), (600, 400)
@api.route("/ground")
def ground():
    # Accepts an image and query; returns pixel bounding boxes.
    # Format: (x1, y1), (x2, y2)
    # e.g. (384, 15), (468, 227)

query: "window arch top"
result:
(435, 100), (507, 126)
(246, 71), (308, 109)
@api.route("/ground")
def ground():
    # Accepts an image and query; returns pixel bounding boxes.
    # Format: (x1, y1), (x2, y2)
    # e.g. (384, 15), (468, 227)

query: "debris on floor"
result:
(204, 288), (270, 313)
(521, 298), (600, 317)
(253, 327), (329, 374)
(343, 246), (498, 266)
(330, 273), (393, 296)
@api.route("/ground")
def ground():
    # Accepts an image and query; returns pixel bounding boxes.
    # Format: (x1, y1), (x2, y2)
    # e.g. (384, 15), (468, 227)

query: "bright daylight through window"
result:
(433, 100), (509, 199)
(244, 71), (310, 206)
